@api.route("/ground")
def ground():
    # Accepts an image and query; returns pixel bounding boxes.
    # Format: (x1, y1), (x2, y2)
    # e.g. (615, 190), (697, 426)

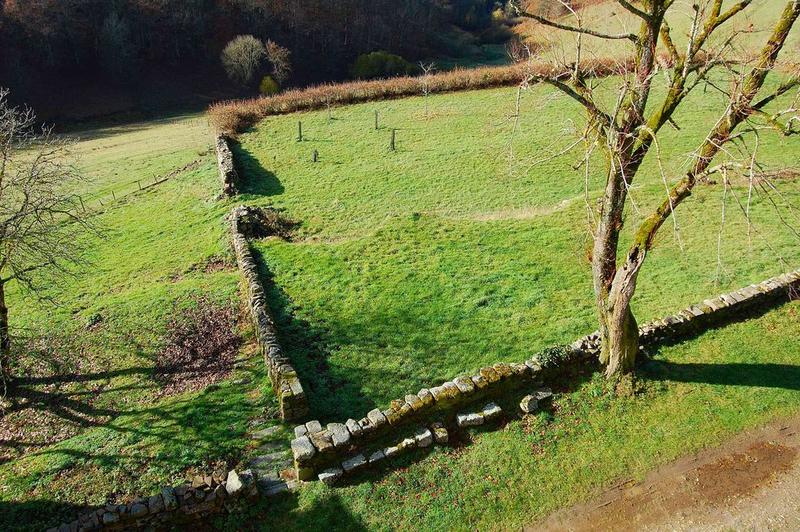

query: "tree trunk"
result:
(598, 301), (639, 378)
(0, 281), (10, 382)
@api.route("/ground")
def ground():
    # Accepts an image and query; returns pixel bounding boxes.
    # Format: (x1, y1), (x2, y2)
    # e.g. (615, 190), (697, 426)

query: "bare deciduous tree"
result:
(512, 0), (800, 378)
(0, 89), (92, 390)
(221, 35), (266, 85)
(266, 39), (292, 86)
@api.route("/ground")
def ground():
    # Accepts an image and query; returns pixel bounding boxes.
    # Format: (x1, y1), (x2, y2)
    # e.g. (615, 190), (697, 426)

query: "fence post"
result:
(312, 149), (319, 163)
(297, 121), (303, 142)
(390, 129), (396, 151)
(375, 110), (379, 130)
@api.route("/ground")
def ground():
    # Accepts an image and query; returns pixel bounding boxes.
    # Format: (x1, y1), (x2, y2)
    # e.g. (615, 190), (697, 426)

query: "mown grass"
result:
(223, 301), (800, 530)
(236, 77), (800, 421)
(0, 116), (282, 531)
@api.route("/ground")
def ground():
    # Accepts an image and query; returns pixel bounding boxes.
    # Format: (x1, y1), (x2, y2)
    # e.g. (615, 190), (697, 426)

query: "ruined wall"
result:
(291, 270), (800, 482)
(216, 134), (240, 196)
(230, 205), (309, 421)
(48, 470), (258, 532)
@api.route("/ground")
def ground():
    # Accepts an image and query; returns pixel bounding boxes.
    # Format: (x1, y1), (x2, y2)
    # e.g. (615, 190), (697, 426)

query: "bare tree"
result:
(266, 39), (292, 86)
(419, 62), (436, 117)
(512, 0), (800, 378)
(0, 89), (92, 390)
(221, 35), (266, 85)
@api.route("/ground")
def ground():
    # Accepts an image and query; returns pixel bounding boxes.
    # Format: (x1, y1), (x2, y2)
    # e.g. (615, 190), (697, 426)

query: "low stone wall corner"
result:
(230, 205), (309, 421)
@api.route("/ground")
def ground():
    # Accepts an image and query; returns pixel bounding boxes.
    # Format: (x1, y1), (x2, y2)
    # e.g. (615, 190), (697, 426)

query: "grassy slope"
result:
(0, 116), (280, 531)
(237, 79), (800, 420)
(225, 302), (800, 530)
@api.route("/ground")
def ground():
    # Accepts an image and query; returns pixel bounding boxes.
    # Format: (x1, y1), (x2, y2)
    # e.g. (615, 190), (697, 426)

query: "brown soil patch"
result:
(693, 442), (797, 505)
(531, 415), (800, 532)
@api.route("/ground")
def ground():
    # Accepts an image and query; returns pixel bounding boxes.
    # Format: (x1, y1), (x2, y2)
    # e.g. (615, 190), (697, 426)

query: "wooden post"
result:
(375, 110), (379, 130)
(390, 129), (396, 151)
(312, 149), (319, 163)
(297, 121), (303, 142)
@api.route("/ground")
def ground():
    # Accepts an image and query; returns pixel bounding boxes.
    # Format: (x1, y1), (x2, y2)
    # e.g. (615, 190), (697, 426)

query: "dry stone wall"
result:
(231, 205), (309, 421)
(292, 269), (800, 482)
(48, 469), (258, 532)
(216, 134), (240, 196)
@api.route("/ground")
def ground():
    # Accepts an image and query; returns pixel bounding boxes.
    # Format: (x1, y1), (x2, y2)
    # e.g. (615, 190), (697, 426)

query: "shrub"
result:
(265, 40), (292, 85)
(259, 75), (280, 96)
(350, 51), (418, 80)
(208, 58), (634, 136)
(221, 35), (266, 85)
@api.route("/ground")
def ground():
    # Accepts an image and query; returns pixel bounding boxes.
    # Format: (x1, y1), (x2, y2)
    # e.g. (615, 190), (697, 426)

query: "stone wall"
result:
(292, 269), (800, 482)
(48, 469), (258, 532)
(216, 134), (240, 196)
(230, 205), (309, 421)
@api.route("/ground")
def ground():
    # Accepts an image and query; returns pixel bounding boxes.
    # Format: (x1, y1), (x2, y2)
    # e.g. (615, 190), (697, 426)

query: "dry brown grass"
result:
(208, 58), (632, 135)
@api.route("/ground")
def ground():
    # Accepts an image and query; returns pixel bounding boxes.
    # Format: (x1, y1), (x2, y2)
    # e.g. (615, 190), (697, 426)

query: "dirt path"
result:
(530, 415), (800, 531)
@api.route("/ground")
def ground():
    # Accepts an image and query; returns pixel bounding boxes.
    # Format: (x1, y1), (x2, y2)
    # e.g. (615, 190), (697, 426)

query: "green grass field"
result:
(0, 115), (285, 531)
(2, 48), (800, 530)
(236, 77), (800, 421)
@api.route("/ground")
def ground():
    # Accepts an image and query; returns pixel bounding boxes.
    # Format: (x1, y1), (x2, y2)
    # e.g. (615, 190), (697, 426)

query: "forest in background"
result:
(0, 0), (522, 122)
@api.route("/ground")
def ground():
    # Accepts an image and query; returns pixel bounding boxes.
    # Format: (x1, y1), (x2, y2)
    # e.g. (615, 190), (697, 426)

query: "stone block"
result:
(482, 403), (502, 421)
(479, 366), (501, 383)
(493, 363), (514, 379)
(415, 428), (433, 447)
(384, 446), (400, 458)
(294, 425), (308, 438)
(342, 454), (367, 472)
(130, 503), (148, 518)
(431, 422), (449, 444)
(470, 374), (489, 390)
(369, 450), (386, 464)
(405, 394), (424, 411)
(309, 430), (335, 453)
(519, 395), (538, 414)
(367, 408), (387, 428)
(383, 407), (403, 425)
(417, 388), (435, 406)
(161, 487), (178, 510)
(456, 412), (484, 427)
(346, 418), (363, 438)
(291, 436), (316, 461)
(147, 493), (164, 514)
(305, 420), (323, 433)
(398, 437), (417, 450)
(328, 423), (351, 447)
(225, 470), (243, 496)
(453, 376), (475, 394)
(318, 467), (343, 486)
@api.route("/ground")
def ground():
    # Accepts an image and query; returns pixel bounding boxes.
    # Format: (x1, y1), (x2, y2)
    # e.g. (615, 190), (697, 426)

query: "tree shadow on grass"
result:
(249, 246), (378, 422)
(220, 491), (369, 531)
(641, 359), (800, 391)
(231, 143), (284, 197)
(0, 499), (92, 532)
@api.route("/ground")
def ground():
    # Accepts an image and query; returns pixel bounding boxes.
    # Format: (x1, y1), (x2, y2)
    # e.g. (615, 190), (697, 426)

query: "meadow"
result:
(0, 115), (288, 531)
(2, 48), (799, 531)
(236, 79), (800, 421)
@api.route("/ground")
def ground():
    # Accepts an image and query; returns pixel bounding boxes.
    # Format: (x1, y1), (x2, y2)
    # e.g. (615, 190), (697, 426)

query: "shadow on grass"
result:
(249, 246), (378, 422)
(232, 143), (284, 196)
(642, 360), (800, 391)
(0, 499), (92, 532)
(220, 491), (369, 531)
